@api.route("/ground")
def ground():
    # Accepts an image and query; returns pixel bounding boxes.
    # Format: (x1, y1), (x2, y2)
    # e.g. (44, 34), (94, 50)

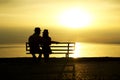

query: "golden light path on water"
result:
(71, 42), (120, 58)
(71, 42), (81, 58)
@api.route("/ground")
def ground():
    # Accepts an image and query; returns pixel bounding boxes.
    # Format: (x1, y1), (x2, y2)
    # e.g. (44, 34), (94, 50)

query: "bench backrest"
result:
(26, 42), (75, 58)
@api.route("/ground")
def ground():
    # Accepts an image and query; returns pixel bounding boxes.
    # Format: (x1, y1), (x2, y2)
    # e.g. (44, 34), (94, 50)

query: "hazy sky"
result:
(0, 0), (120, 44)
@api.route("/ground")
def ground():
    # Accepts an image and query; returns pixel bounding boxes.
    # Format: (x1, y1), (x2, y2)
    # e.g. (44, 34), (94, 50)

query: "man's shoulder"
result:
(28, 35), (34, 39)
(48, 37), (51, 40)
(29, 34), (34, 37)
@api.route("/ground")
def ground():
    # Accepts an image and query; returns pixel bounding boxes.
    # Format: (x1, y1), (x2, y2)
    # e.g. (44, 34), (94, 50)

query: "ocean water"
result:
(0, 42), (120, 58)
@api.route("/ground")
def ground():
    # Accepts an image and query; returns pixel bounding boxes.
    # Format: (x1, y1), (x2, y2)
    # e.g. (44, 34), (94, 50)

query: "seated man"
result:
(28, 27), (42, 62)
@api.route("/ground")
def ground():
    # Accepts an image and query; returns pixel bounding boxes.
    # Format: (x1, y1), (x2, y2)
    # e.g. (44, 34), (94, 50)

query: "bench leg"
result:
(31, 54), (37, 62)
(38, 54), (42, 61)
(66, 53), (69, 58)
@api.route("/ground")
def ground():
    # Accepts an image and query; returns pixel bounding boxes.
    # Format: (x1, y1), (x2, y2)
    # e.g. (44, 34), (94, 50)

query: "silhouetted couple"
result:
(28, 27), (57, 63)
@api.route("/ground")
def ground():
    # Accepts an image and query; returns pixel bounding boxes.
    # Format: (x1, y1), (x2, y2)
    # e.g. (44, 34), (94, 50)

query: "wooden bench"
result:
(25, 42), (76, 79)
(26, 42), (75, 58)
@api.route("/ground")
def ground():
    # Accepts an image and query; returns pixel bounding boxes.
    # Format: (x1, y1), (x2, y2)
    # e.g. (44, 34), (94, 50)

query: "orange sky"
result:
(0, 0), (120, 44)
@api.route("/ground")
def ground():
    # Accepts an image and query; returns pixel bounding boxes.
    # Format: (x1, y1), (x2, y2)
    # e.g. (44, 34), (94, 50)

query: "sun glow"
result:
(58, 8), (93, 28)
(73, 42), (81, 58)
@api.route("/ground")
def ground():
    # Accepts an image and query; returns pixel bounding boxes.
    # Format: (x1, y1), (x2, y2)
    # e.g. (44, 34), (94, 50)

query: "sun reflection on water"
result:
(72, 42), (81, 58)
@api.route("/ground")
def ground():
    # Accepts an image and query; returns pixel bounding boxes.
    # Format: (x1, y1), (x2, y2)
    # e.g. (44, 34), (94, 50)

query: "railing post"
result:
(66, 43), (69, 58)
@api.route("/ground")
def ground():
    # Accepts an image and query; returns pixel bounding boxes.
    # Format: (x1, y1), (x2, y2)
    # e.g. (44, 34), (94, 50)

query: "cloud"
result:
(0, 0), (16, 4)
(0, 0), (11, 3)
(109, 0), (120, 3)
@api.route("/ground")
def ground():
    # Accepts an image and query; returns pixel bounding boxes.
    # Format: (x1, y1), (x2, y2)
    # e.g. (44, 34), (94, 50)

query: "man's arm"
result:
(51, 41), (59, 44)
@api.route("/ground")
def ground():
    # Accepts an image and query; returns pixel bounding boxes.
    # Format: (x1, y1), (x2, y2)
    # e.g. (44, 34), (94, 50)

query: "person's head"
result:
(34, 27), (41, 34)
(43, 29), (49, 37)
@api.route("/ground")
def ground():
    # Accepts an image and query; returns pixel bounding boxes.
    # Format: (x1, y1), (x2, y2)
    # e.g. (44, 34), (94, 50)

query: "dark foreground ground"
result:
(0, 57), (120, 80)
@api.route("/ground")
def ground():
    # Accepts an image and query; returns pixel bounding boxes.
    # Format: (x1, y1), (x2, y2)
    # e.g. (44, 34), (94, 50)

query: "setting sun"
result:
(58, 8), (93, 28)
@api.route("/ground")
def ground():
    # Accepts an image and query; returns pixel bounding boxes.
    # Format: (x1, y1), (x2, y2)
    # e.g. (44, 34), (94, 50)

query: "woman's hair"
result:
(43, 29), (49, 37)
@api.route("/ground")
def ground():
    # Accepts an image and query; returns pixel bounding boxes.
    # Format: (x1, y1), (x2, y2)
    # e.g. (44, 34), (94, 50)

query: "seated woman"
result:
(42, 29), (59, 62)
